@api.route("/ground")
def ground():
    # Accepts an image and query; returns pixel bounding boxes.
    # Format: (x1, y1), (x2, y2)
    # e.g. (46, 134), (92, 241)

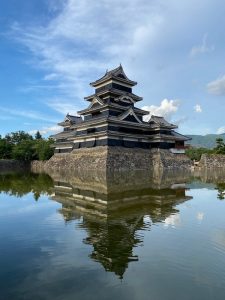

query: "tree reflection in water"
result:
(0, 172), (53, 200)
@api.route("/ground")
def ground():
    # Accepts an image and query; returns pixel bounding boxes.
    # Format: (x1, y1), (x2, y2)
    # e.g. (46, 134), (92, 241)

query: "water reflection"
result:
(0, 172), (53, 200)
(1, 169), (225, 299)
(50, 170), (192, 278)
(193, 168), (225, 200)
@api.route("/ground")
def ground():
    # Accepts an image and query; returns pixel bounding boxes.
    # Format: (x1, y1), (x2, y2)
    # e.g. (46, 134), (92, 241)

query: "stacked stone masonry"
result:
(31, 147), (192, 173)
(199, 154), (225, 169)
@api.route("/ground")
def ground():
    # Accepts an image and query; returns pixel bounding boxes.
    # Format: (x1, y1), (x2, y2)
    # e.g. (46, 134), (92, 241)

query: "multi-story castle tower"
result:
(52, 65), (190, 154)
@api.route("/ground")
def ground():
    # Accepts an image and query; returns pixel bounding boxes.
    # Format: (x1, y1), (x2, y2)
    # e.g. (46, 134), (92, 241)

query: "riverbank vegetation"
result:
(186, 138), (225, 161)
(0, 131), (54, 161)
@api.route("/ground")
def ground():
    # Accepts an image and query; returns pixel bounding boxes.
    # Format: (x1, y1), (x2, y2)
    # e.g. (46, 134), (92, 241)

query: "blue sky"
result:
(1, 0), (225, 136)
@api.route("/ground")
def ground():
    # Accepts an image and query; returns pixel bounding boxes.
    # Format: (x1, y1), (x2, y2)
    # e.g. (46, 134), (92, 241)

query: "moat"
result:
(0, 170), (225, 300)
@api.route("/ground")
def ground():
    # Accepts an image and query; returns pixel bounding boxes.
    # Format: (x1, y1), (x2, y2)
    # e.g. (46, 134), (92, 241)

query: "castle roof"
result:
(171, 131), (192, 141)
(58, 114), (82, 126)
(90, 65), (137, 87)
(84, 89), (142, 102)
(148, 115), (177, 129)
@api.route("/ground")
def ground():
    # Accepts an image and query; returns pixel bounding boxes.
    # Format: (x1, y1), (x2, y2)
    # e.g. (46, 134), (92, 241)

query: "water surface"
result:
(0, 170), (225, 300)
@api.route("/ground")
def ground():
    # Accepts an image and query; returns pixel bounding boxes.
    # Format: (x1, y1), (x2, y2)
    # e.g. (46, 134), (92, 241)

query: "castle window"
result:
(87, 128), (96, 134)
(92, 111), (101, 118)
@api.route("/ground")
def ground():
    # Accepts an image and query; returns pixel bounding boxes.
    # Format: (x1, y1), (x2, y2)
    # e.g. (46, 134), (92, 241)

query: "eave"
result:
(84, 88), (142, 102)
(90, 75), (137, 88)
(77, 103), (149, 116)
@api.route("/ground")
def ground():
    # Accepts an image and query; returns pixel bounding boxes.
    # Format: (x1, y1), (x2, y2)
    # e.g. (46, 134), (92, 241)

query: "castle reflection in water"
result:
(50, 170), (193, 279)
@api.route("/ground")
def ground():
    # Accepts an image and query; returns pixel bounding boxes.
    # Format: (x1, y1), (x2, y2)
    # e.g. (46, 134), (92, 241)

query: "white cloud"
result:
(43, 73), (59, 81)
(10, 0), (164, 102)
(217, 126), (225, 134)
(0, 106), (58, 123)
(29, 125), (61, 136)
(190, 34), (214, 57)
(207, 75), (225, 95)
(7, 0), (221, 137)
(142, 98), (180, 121)
(46, 99), (79, 115)
(194, 104), (202, 113)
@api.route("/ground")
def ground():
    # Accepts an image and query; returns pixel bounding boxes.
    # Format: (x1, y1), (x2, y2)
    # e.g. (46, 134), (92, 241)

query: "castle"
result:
(52, 65), (190, 153)
(49, 66), (191, 171)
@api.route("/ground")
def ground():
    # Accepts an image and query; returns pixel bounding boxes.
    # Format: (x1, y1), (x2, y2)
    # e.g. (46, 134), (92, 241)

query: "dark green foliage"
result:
(216, 183), (225, 200)
(186, 147), (213, 161)
(0, 131), (54, 161)
(5, 131), (33, 144)
(0, 138), (13, 158)
(215, 138), (225, 154)
(12, 140), (36, 161)
(35, 131), (42, 140)
(34, 139), (54, 160)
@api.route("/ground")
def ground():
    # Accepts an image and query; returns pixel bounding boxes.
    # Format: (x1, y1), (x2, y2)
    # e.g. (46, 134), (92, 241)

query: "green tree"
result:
(5, 131), (33, 145)
(0, 138), (13, 159)
(34, 139), (54, 160)
(215, 138), (225, 154)
(0, 130), (54, 161)
(186, 147), (213, 161)
(35, 131), (42, 140)
(11, 140), (36, 161)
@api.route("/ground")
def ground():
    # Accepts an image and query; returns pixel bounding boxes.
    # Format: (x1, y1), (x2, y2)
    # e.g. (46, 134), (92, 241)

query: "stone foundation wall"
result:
(151, 149), (192, 171)
(31, 146), (191, 173)
(31, 160), (48, 173)
(199, 154), (225, 169)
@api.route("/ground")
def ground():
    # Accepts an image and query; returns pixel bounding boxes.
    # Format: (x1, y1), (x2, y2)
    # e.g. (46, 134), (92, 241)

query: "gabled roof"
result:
(66, 114), (82, 123)
(90, 65), (137, 87)
(77, 96), (105, 115)
(58, 114), (82, 126)
(148, 115), (177, 129)
(117, 107), (143, 124)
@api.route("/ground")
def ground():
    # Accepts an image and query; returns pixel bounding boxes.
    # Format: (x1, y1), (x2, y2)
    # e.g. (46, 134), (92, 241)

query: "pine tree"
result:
(35, 131), (42, 140)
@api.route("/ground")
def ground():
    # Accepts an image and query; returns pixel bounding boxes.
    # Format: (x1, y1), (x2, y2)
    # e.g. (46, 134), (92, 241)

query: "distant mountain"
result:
(187, 133), (225, 149)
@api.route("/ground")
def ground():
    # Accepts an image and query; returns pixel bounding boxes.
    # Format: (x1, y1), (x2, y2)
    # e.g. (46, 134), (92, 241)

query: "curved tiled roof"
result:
(90, 65), (137, 87)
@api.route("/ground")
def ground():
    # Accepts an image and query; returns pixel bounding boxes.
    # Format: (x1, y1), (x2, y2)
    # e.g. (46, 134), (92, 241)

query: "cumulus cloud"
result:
(207, 75), (225, 95)
(217, 126), (225, 134)
(194, 104), (202, 113)
(8, 0), (222, 135)
(190, 34), (214, 57)
(142, 98), (180, 121)
(10, 0), (163, 101)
